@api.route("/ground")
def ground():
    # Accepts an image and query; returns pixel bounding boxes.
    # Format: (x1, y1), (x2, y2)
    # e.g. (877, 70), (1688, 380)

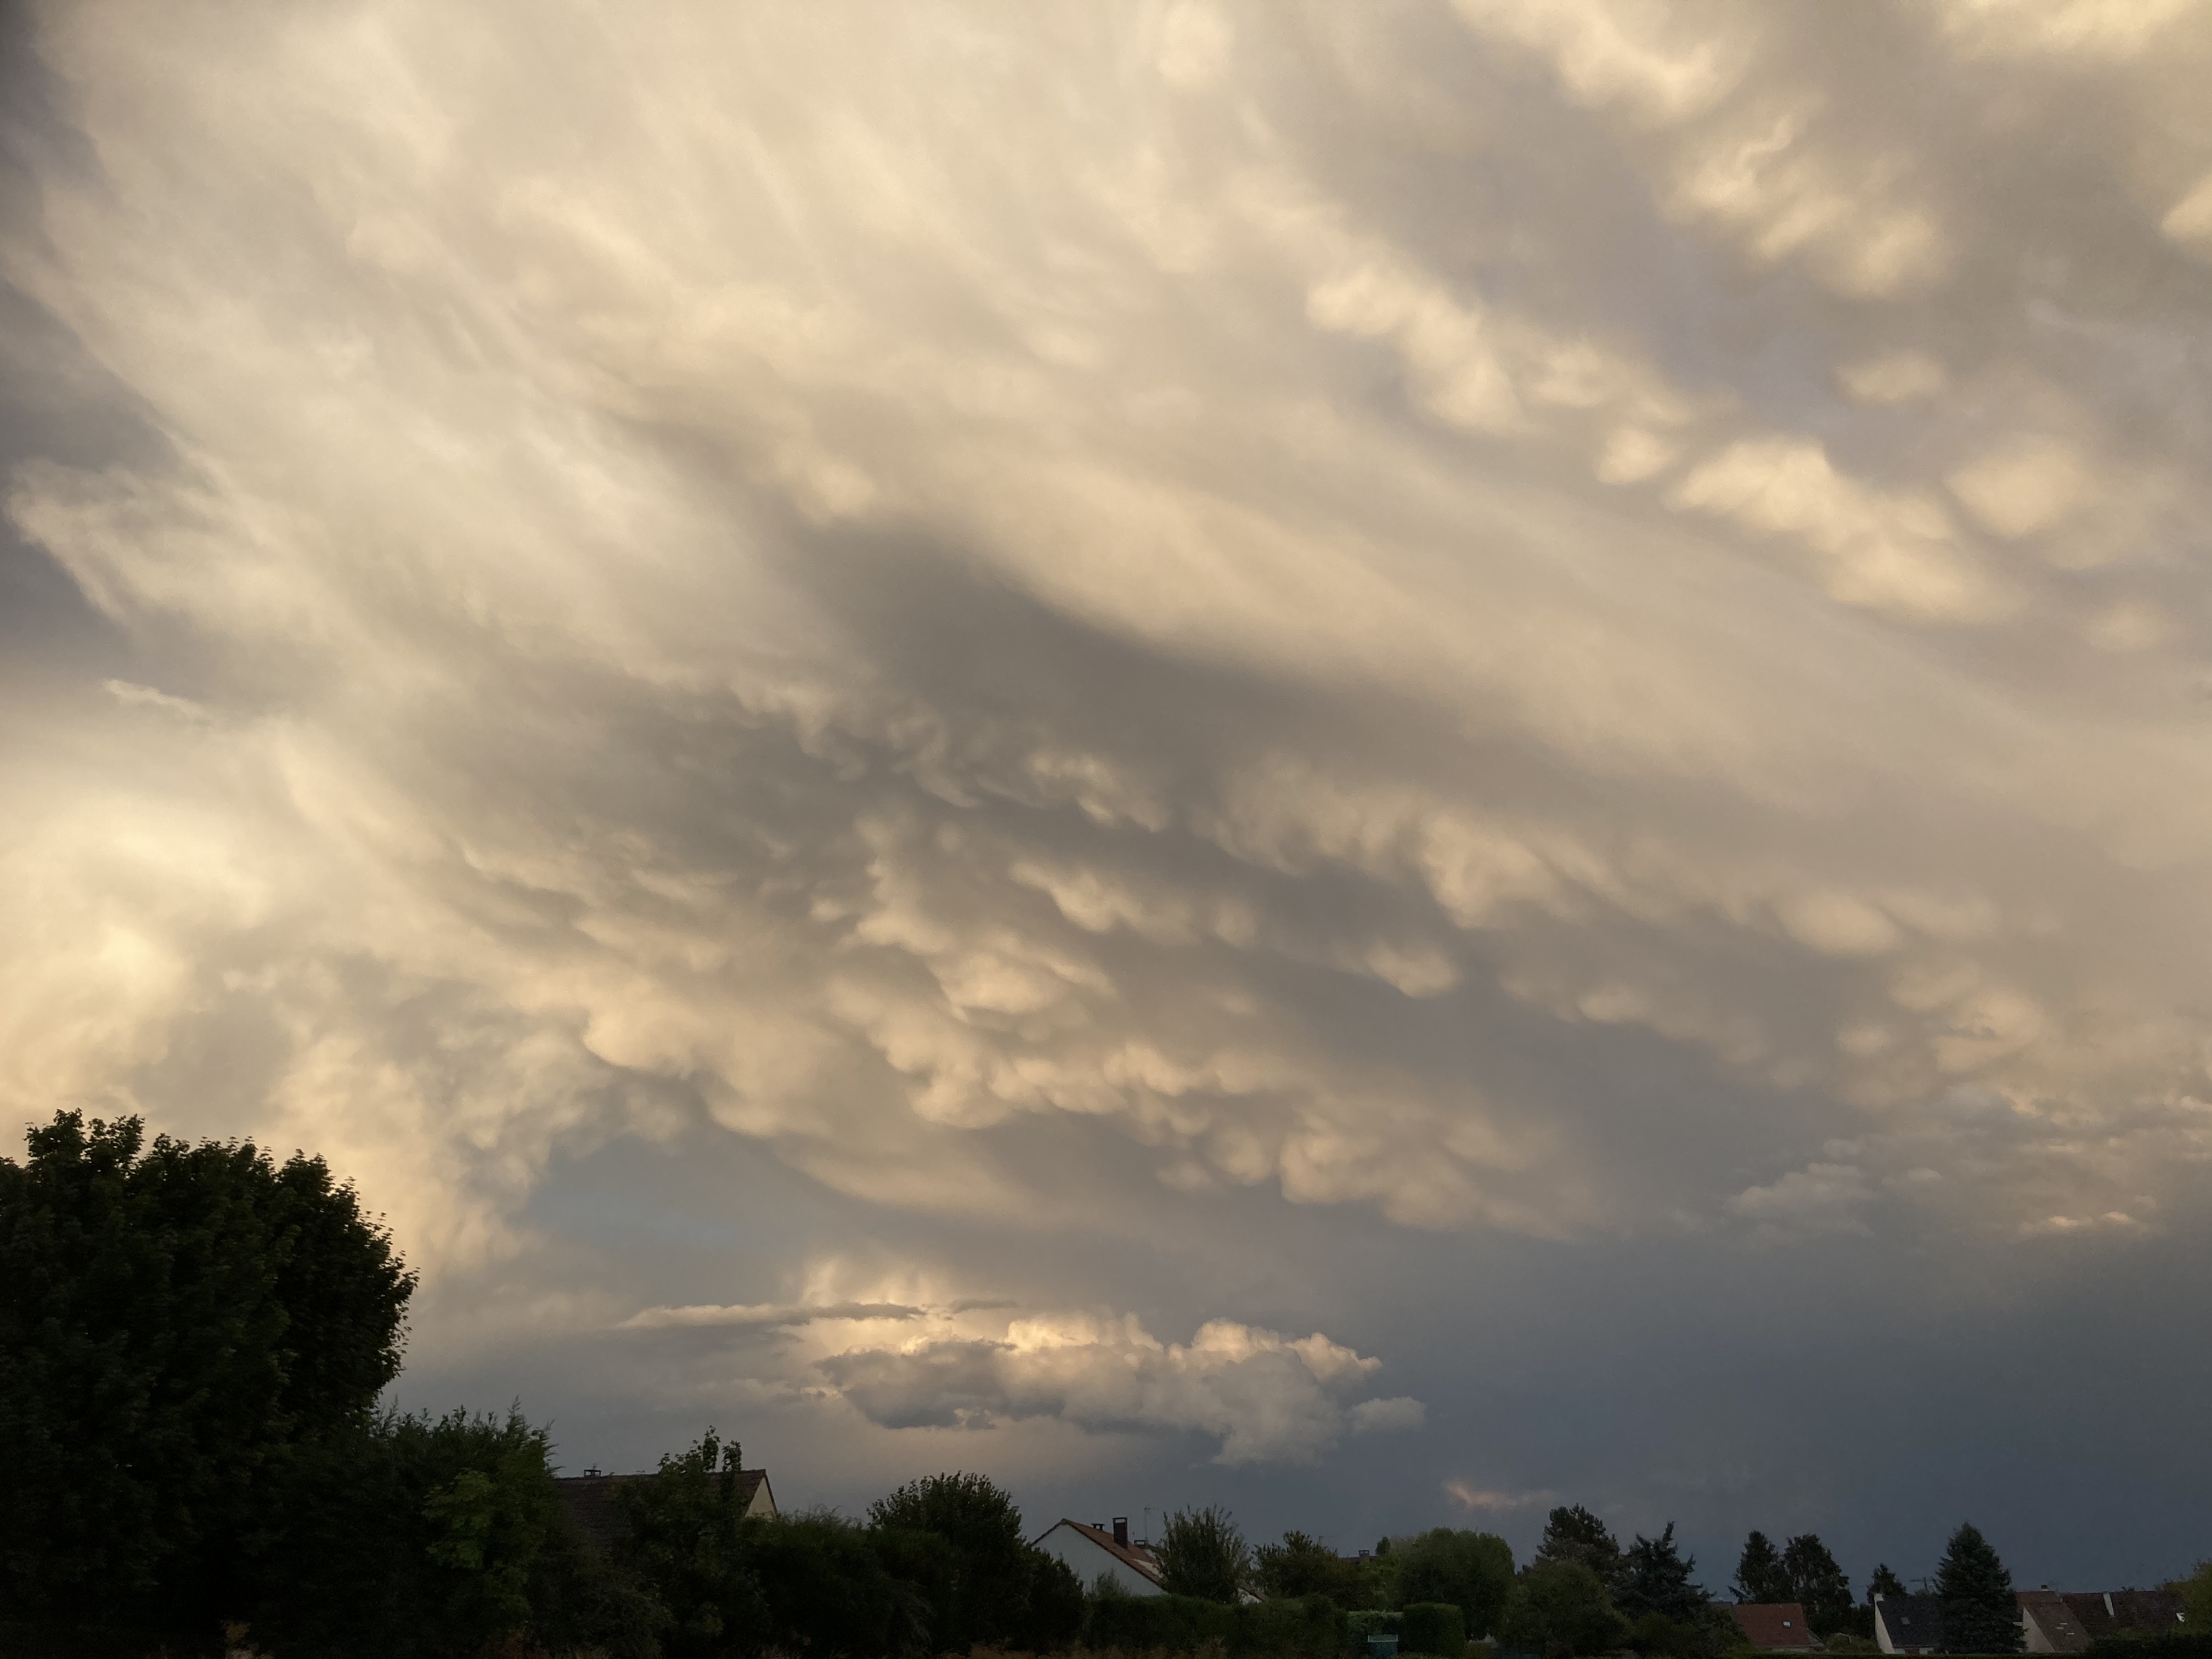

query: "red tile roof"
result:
(1731, 1603), (1818, 1650)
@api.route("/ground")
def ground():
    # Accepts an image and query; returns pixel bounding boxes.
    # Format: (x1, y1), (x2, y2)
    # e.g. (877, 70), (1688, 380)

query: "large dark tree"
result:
(1396, 1528), (1517, 1638)
(1156, 1504), (1252, 1603)
(867, 1469), (1078, 1651)
(1936, 1523), (2022, 1654)
(1734, 1532), (1791, 1604)
(1537, 1505), (1626, 1594)
(0, 1110), (414, 1646)
(1869, 1565), (1908, 1603)
(1616, 1524), (1709, 1625)
(1256, 1530), (1361, 1602)
(1780, 1534), (1854, 1635)
(1502, 1559), (1629, 1658)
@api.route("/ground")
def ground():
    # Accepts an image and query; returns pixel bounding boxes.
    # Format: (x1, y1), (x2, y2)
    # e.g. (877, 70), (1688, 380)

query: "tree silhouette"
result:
(1734, 1532), (1791, 1603)
(1936, 1523), (2022, 1654)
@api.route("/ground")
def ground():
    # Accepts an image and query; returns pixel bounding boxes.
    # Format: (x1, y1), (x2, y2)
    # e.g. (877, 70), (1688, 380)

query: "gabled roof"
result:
(555, 1468), (773, 1554)
(1878, 1594), (1946, 1653)
(2061, 1592), (2184, 1643)
(1034, 1519), (1166, 1588)
(1733, 1602), (1818, 1650)
(2018, 1591), (2091, 1654)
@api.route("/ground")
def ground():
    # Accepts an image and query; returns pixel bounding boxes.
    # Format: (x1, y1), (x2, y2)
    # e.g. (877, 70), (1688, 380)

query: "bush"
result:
(1395, 1531), (1515, 1639)
(2088, 1639), (2212, 1659)
(1085, 1591), (1347, 1657)
(1403, 1601), (1469, 1657)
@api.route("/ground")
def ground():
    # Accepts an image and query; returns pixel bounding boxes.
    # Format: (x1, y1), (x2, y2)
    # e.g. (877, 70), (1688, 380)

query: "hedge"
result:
(1402, 1601), (1467, 1658)
(2088, 1638), (2212, 1659)
(1087, 1592), (1350, 1657)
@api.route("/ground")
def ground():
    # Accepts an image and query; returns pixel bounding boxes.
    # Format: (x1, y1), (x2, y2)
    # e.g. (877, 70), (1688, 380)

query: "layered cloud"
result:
(2, 0), (2212, 1500)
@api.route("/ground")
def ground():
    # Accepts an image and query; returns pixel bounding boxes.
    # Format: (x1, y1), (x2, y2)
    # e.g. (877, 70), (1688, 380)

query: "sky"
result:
(3, 0), (2211, 1597)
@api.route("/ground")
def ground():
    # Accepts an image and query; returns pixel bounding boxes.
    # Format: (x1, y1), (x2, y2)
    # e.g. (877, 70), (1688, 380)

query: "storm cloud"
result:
(3, 0), (2210, 1585)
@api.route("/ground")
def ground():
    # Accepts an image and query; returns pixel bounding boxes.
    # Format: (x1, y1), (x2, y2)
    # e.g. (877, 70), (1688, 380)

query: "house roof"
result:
(1732, 1602), (1818, 1650)
(1878, 1594), (1947, 1652)
(2061, 1592), (2184, 1643)
(2018, 1592), (2091, 1654)
(1035, 1519), (1166, 1588)
(554, 1468), (772, 1554)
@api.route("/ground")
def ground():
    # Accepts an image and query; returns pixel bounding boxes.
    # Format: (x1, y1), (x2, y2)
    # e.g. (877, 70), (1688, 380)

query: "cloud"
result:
(815, 1314), (1419, 1465)
(621, 1301), (929, 1331)
(1444, 1482), (1563, 1514)
(3, 0), (2212, 1532)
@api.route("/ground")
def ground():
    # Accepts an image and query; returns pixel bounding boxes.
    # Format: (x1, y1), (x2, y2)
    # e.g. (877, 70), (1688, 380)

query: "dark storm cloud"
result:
(3, 0), (2211, 1579)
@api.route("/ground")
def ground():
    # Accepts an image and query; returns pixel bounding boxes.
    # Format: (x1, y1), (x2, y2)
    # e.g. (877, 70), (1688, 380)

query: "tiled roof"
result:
(2061, 1592), (2184, 1643)
(1041, 1520), (1166, 1588)
(1731, 1602), (1818, 1650)
(1878, 1594), (1946, 1653)
(2018, 1592), (2090, 1654)
(554, 1468), (770, 1554)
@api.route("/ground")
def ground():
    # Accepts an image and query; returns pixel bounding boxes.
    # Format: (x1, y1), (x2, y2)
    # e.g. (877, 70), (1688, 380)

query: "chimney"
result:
(1113, 1518), (1131, 1548)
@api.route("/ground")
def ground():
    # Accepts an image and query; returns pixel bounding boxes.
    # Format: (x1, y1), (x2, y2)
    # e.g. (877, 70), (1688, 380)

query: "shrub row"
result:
(1086, 1592), (1351, 1657)
(2089, 1639), (2212, 1659)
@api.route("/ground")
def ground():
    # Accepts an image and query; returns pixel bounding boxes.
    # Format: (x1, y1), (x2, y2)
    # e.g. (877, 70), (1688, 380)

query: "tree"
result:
(616, 1429), (770, 1658)
(1256, 1531), (1361, 1603)
(1617, 1524), (1709, 1625)
(1868, 1565), (1907, 1603)
(1536, 1506), (1626, 1594)
(1734, 1532), (1791, 1604)
(0, 1110), (414, 1645)
(2176, 1560), (2212, 1633)
(247, 1406), (643, 1659)
(1157, 1505), (1252, 1603)
(1780, 1534), (1854, 1635)
(1396, 1529), (1517, 1638)
(1501, 1559), (1629, 1658)
(1935, 1523), (2022, 1655)
(868, 1470), (1046, 1649)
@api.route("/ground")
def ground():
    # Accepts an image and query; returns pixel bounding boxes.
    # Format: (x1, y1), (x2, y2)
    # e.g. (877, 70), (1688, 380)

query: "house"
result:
(2059, 1592), (2184, 1644)
(1731, 1603), (1819, 1651)
(1034, 1517), (1166, 1597)
(2019, 1591), (2091, 1654)
(554, 1464), (778, 1553)
(1875, 1594), (1946, 1655)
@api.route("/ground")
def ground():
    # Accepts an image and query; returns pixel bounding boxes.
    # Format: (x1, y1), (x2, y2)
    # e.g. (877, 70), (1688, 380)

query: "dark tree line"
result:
(0, 1113), (1080, 1658)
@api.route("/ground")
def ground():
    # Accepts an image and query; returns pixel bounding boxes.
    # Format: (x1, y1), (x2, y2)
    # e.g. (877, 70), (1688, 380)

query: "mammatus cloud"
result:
(2, 0), (2212, 1489)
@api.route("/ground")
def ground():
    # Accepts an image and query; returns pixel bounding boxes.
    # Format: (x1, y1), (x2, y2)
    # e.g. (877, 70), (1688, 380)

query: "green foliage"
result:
(1869, 1565), (1908, 1602)
(1403, 1600), (1469, 1657)
(1086, 1590), (1347, 1657)
(1733, 1533), (1790, 1604)
(1393, 1528), (1516, 1637)
(1258, 1530), (1363, 1602)
(2176, 1562), (2212, 1632)
(1157, 1503), (1253, 1602)
(1822, 1635), (1883, 1654)
(2085, 1637), (2212, 1659)
(1617, 1525), (1708, 1626)
(1536, 1506), (1627, 1596)
(0, 1110), (413, 1646)
(1502, 1558), (1630, 1658)
(866, 1470), (1057, 1651)
(1779, 1533), (1853, 1635)
(614, 1430), (769, 1658)
(248, 1405), (642, 1659)
(1935, 1522), (2023, 1655)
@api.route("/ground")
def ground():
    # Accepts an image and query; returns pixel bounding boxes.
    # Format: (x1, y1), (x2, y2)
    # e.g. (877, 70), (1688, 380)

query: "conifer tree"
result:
(1935, 1523), (2022, 1654)
(1734, 1532), (1790, 1603)
(1537, 1505), (1626, 1594)
(1781, 1534), (1854, 1634)
(1616, 1523), (1708, 1624)
(1869, 1565), (1907, 1603)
